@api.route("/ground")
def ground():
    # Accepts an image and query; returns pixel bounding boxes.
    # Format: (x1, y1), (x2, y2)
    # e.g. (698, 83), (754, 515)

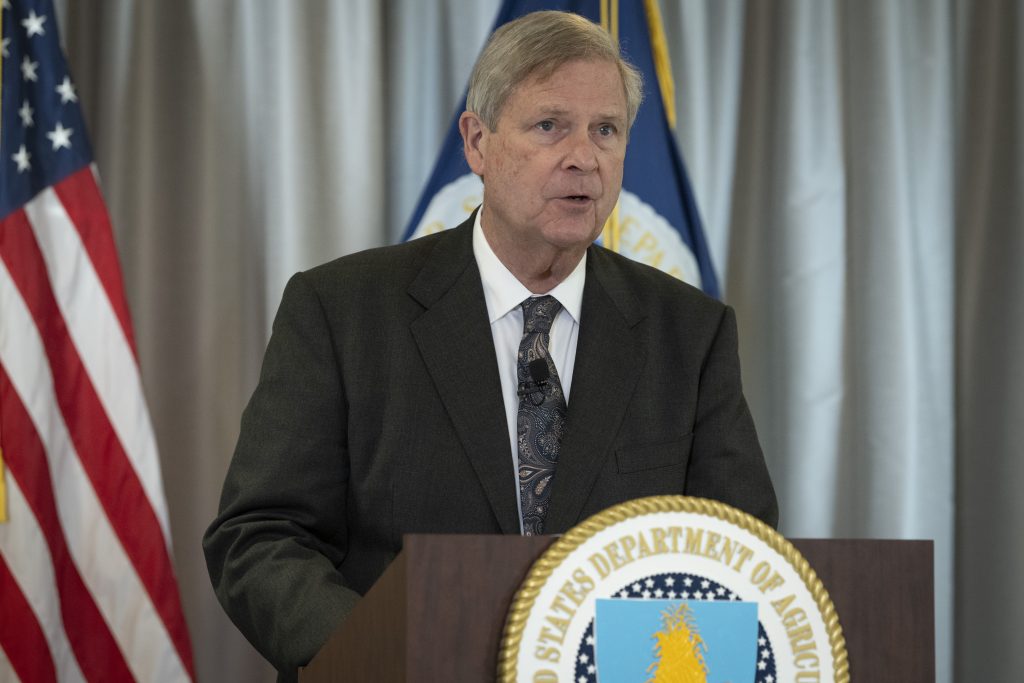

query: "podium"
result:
(299, 535), (934, 682)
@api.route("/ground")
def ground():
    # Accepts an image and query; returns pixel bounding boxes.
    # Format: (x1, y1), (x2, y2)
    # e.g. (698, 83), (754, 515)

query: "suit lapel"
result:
(408, 220), (520, 534)
(544, 249), (647, 533)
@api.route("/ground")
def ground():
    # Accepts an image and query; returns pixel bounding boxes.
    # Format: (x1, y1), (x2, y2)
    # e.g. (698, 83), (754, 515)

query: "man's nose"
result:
(562, 130), (599, 173)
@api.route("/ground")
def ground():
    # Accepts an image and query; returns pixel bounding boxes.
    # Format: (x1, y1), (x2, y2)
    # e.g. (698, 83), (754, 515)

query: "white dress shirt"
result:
(472, 210), (586, 533)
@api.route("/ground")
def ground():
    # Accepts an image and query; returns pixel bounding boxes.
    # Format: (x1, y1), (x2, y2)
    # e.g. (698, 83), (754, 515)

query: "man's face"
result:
(461, 59), (629, 255)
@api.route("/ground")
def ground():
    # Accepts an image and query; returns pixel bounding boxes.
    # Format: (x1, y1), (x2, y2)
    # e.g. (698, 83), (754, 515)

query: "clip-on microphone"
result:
(517, 358), (550, 406)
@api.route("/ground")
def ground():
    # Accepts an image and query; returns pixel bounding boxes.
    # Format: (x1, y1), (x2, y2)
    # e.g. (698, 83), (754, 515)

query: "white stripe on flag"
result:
(23, 188), (171, 539)
(0, 261), (190, 683)
(0, 643), (23, 683)
(0, 477), (86, 683)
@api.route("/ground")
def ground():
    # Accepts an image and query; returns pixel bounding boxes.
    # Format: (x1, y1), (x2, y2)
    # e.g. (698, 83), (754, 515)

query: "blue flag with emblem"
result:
(402, 0), (719, 298)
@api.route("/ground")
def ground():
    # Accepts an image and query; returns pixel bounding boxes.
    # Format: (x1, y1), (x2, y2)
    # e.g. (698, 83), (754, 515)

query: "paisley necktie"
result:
(516, 295), (567, 536)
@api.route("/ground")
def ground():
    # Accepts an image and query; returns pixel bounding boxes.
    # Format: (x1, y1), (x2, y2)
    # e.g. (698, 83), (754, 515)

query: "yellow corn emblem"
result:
(646, 603), (708, 683)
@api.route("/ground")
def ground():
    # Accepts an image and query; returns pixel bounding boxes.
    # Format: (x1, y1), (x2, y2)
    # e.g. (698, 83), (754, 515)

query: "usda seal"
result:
(498, 496), (848, 683)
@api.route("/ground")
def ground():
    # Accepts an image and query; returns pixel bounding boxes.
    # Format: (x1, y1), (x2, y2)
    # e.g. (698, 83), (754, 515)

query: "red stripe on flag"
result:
(51, 168), (138, 357)
(0, 209), (195, 678)
(0, 364), (135, 682)
(0, 553), (58, 683)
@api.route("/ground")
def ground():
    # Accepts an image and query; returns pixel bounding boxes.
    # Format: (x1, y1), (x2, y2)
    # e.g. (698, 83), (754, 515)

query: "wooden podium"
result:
(299, 535), (934, 682)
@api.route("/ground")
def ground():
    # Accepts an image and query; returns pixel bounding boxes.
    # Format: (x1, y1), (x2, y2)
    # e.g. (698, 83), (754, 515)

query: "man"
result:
(204, 10), (776, 680)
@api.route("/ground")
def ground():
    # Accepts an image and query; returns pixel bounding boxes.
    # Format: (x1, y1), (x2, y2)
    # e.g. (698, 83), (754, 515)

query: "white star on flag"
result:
(12, 144), (32, 172)
(22, 8), (47, 37)
(47, 122), (73, 150)
(56, 75), (78, 103)
(19, 100), (35, 126)
(21, 55), (39, 81)
(2, 36), (11, 58)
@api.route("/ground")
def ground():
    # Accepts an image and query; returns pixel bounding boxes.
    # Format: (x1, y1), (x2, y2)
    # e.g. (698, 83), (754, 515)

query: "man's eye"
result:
(597, 124), (616, 136)
(537, 120), (555, 132)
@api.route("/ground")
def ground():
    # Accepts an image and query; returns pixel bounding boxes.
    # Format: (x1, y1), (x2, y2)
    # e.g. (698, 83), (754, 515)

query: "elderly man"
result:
(204, 10), (776, 680)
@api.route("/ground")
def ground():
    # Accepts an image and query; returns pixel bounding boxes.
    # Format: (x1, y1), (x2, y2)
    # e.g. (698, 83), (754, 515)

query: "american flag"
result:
(1, 0), (194, 680)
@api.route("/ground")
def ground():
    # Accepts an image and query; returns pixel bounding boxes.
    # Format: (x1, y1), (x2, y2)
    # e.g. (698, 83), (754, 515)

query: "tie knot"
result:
(521, 295), (561, 334)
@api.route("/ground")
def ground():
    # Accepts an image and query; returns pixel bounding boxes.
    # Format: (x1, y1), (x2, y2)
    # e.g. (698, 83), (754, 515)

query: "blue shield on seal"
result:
(595, 598), (759, 682)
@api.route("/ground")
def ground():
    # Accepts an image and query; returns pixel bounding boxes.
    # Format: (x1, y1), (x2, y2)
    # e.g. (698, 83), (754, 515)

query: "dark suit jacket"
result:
(203, 216), (777, 679)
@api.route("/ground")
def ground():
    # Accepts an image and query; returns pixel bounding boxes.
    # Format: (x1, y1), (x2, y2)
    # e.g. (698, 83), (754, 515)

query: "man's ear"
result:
(459, 111), (487, 176)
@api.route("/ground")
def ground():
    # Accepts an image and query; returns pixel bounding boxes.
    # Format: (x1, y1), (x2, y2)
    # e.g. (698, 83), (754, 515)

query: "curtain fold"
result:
(955, 0), (1024, 679)
(51, 2), (1021, 681)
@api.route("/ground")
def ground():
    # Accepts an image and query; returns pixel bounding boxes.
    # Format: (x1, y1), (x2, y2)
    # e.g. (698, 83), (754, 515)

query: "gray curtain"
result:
(55, 1), (1022, 681)
(954, 0), (1024, 678)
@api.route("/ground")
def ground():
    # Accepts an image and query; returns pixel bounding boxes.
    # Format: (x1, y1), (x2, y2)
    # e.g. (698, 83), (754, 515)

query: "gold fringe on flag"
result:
(599, 0), (619, 44)
(1, 14), (8, 523)
(599, 0), (622, 252)
(644, 0), (677, 128)
(1, 8), (5, 143)
(600, 1), (678, 252)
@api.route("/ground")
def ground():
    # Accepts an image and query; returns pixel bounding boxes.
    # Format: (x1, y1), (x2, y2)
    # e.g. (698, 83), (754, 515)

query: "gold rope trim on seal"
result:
(497, 495), (849, 682)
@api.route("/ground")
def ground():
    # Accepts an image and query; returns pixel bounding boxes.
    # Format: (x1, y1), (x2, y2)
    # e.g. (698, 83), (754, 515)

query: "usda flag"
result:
(403, 0), (720, 298)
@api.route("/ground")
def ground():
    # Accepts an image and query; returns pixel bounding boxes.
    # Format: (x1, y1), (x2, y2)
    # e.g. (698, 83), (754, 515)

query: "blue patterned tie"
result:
(516, 295), (567, 536)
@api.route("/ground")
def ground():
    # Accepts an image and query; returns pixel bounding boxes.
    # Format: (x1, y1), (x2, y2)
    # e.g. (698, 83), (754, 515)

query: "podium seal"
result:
(499, 496), (848, 683)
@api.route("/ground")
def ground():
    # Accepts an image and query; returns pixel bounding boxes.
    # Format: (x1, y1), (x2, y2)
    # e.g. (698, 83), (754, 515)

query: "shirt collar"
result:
(473, 208), (587, 325)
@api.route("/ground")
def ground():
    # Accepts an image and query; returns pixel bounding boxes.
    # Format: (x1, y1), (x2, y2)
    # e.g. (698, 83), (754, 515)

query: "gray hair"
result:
(466, 11), (644, 131)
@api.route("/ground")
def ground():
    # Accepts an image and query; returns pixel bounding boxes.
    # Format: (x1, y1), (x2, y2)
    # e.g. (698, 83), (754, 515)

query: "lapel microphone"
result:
(518, 358), (551, 406)
(528, 358), (549, 386)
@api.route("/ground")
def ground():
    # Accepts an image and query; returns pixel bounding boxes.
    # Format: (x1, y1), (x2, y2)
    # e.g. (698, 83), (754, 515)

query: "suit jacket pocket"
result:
(616, 434), (693, 474)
